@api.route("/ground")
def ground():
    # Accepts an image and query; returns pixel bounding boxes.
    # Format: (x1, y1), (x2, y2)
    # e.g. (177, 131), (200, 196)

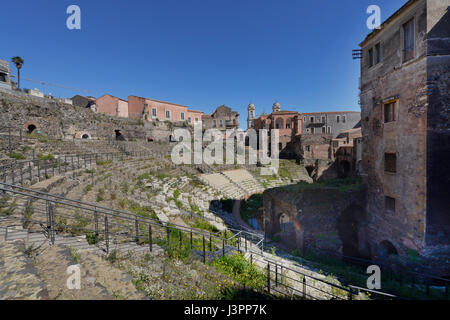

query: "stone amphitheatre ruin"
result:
(0, 86), (447, 301)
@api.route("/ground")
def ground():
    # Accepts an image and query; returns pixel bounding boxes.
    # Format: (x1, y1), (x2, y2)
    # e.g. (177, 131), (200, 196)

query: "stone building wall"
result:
(425, 0), (450, 246)
(263, 184), (368, 257)
(0, 89), (147, 141)
(301, 111), (361, 138)
(0, 59), (11, 90)
(359, 0), (450, 258)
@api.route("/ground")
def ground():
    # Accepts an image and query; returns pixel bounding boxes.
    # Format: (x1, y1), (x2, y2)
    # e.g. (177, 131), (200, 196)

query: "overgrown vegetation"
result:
(8, 152), (25, 160)
(211, 252), (266, 291)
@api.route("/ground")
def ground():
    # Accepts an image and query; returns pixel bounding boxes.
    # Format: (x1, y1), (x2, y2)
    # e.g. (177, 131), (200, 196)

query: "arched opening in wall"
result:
(337, 204), (369, 261)
(115, 130), (125, 141)
(277, 213), (296, 249)
(27, 124), (37, 134)
(339, 160), (351, 178)
(147, 137), (154, 142)
(81, 134), (90, 139)
(169, 134), (173, 142)
(379, 240), (398, 259)
(305, 165), (315, 178)
(275, 118), (284, 129)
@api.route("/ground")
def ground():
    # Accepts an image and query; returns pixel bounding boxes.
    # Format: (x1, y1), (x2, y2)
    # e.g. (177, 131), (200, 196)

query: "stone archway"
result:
(74, 131), (92, 140)
(339, 160), (351, 178)
(379, 240), (398, 259)
(337, 204), (370, 260)
(275, 118), (284, 129)
(115, 129), (125, 141)
(23, 121), (40, 134)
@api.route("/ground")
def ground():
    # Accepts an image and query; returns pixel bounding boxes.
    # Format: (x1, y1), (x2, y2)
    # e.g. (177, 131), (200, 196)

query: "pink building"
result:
(128, 95), (203, 123)
(96, 94), (129, 118)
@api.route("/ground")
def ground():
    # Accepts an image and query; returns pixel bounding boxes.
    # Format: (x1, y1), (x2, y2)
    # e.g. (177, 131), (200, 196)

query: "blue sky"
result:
(3, 0), (407, 128)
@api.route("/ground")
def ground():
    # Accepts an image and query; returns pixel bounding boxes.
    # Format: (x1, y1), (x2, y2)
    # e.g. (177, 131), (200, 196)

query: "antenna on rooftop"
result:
(352, 49), (362, 60)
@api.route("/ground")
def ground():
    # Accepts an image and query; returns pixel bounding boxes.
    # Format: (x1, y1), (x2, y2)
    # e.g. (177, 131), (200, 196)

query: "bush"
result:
(193, 218), (219, 233)
(8, 153), (25, 160)
(212, 252), (266, 290)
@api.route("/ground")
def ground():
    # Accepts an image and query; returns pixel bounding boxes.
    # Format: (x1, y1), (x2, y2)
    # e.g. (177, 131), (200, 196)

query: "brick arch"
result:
(275, 118), (284, 129)
(75, 131), (92, 140)
(23, 121), (40, 134)
(379, 240), (398, 259)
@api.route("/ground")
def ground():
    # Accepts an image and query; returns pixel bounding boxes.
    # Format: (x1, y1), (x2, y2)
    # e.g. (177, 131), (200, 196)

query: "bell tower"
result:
(272, 101), (281, 113)
(247, 102), (255, 129)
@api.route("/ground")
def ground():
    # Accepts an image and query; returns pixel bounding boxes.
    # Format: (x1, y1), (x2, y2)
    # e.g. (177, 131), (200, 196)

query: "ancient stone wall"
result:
(425, 0), (450, 246)
(0, 89), (147, 141)
(263, 184), (368, 257)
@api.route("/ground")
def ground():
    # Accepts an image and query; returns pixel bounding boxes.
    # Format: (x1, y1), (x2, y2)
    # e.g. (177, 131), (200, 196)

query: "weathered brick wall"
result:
(263, 185), (368, 256)
(360, 0), (428, 256)
(0, 89), (146, 141)
(425, 0), (450, 246)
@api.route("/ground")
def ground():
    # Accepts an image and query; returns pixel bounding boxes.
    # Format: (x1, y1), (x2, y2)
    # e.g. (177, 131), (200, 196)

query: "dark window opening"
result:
(384, 153), (397, 173)
(385, 196), (396, 212)
(81, 134), (90, 139)
(0, 73), (7, 82)
(375, 43), (381, 64)
(384, 101), (396, 123)
(368, 48), (374, 67)
(403, 19), (415, 62)
(27, 124), (37, 134)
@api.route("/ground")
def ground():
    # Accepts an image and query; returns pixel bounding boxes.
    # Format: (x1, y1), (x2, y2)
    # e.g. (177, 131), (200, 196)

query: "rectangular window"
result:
(403, 19), (414, 62)
(384, 153), (397, 173)
(311, 127), (315, 134)
(384, 101), (397, 123)
(165, 110), (170, 120)
(375, 43), (381, 64)
(310, 117), (314, 123)
(342, 115), (346, 123)
(181, 112), (185, 120)
(188, 117), (191, 124)
(337, 115), (340, 123)
(327, 126), (331, 134)
(321, 116), (326, 123)
(152, 108), (157, 117)
(368, 48), (374, 67)
(0, 73), (7, 82)
(219, 120), (223, 127)
(286, 123), (291, 129)
(213, 120), (217, 127)
(385, 196), (396, 212)
(303, 116), (306, 122)
(305, 145), (310, 152)
(202, 119), (205, 125)
(321, 126), (326, 133)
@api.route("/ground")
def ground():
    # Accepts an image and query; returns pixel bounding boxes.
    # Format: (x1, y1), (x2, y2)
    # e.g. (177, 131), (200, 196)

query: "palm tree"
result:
(11, 56), (24, 89)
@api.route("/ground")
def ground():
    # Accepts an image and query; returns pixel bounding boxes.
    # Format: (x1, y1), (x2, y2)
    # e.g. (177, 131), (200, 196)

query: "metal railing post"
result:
(149, 224), (152, 252)
(94, 209), (99, 243)
(303, 277), (306, 298)
(275, 264), (278, 287)
(104, 215), (109, 254)
(20, 164), (23, 186)
(267, 263), (271, 293)
(203, 235), (206, 263)
(11, 163), (15, 185)
(135, 218), (139, 243)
